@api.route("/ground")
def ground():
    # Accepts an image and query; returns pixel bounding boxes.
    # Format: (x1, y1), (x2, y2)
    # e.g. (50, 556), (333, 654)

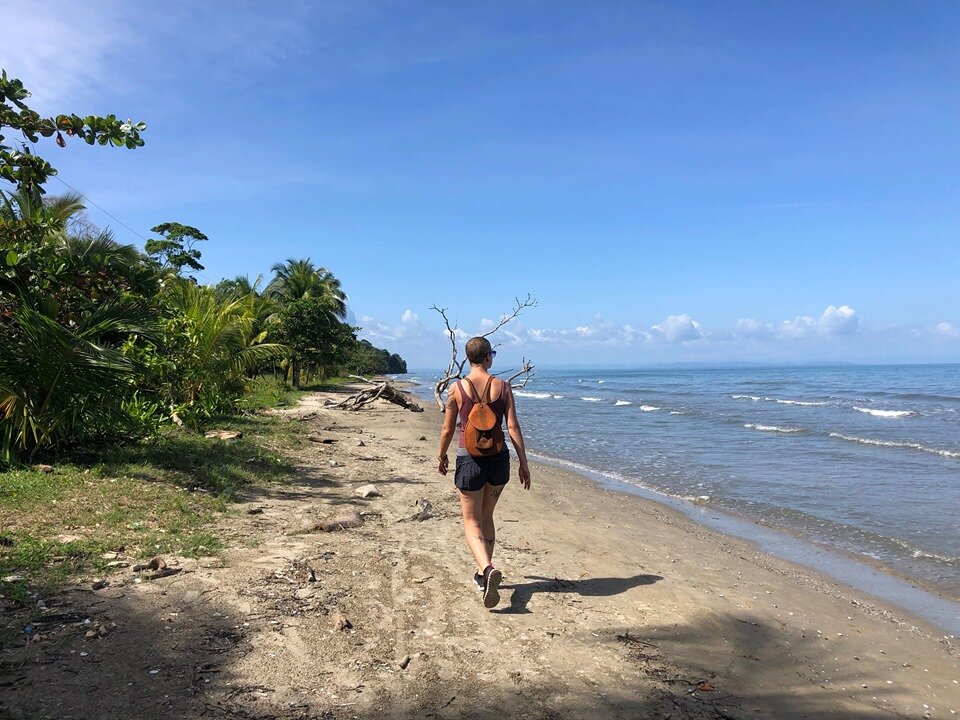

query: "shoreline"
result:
(527, 449), (960, 637)
(5, 388), (958, 719)
(406, 379), (960, 635)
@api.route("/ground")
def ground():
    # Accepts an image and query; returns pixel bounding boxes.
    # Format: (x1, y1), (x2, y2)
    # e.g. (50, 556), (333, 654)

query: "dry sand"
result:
(2, 387), (958, 719)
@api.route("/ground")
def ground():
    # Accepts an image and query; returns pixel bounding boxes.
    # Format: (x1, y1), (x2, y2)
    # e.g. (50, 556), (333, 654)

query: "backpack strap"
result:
(480, 376), (495, 404)
(461, 377), (479, 402)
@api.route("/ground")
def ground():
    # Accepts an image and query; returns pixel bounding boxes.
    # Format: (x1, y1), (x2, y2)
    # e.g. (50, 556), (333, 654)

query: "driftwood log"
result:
(332, 375), (424, 412)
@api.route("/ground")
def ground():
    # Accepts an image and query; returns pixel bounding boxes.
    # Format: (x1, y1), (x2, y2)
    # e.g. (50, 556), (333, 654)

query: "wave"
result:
(669, 411), (684, 415)
(828, 433), (960, 459)
(614, 400), (632, 406)
(514, 391), (553, 399)
(640, 405), (661, 412)
(732, 394), (828, 406)
(744, 423), (804, 434)
(853, 407), (915, 419)
(580, 397), (602, 402)
(553, 395), (564, 399)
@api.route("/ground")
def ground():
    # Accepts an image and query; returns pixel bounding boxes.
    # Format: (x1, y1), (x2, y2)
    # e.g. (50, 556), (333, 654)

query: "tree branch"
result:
(430, 296), (537, 410)
(480, 294), (537, 345)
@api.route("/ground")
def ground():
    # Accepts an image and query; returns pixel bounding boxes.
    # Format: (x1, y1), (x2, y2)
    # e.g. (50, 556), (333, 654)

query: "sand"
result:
(2, 387), (958, 720)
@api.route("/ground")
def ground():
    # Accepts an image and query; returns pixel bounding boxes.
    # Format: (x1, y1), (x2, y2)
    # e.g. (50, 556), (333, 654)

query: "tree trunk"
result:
(292, 359), (301, 389)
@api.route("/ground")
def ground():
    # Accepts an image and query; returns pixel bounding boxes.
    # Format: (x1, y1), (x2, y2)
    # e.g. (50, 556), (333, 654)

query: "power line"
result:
(14, 135), (216, 283)
(48, 173), (215, 285)
(50, 174), (151, 245)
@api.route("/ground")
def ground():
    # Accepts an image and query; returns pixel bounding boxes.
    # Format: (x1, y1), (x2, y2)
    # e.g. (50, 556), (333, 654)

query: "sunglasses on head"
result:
(489, 350), (497, 358)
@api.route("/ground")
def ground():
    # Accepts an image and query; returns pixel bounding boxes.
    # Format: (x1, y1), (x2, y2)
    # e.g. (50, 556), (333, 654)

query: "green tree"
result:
(0, 70), (146, 195)
(276, 296), (354, 388)
(129, 280), (285, 426)
(145, 222), (208, 274)
(267, 258), (347, 318)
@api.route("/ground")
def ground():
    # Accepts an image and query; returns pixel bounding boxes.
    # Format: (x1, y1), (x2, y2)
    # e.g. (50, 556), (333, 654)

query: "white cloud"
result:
(738, 305), (860, 341)
(734, 317), (771, 339)
(650, 313), (702, 343)
(354, 304), (959, 367)
(934, 322), (960, 338)
(0, 1), (135, 110)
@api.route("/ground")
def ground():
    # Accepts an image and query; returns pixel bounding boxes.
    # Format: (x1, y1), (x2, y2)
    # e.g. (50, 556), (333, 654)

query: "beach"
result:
(3, 386), (958, 719)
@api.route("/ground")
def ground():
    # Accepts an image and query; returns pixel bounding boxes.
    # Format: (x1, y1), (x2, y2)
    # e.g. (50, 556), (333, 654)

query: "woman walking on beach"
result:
(437, 336), (531, 608)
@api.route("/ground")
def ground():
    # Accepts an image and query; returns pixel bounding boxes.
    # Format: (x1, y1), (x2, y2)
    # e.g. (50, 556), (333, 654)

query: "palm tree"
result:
(161, 280), (286, 420)
(267, 258), (348, 319)
(0, 299), (154, 462)
(0, 188), (85, 229)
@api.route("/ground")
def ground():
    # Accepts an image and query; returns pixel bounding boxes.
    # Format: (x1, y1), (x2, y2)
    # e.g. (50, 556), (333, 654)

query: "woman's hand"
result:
(519, 462), (531, 490)
(438, 456), (449, 476)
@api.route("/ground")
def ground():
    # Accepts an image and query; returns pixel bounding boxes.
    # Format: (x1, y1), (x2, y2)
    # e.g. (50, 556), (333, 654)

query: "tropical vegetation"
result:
(0, 71), (406, 467)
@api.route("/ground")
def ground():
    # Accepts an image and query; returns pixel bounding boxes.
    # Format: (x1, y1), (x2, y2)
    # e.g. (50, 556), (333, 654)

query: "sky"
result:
(2, 0), (959, 368)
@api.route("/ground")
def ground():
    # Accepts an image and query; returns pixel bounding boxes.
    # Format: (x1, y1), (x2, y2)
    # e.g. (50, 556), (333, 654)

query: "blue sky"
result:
(3, 1), (959, 368)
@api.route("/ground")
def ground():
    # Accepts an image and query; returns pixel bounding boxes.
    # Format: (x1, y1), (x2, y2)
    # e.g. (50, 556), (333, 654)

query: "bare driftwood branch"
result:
(334, 376), (423, 412)
(504, 358), (536, 389)
(431, 305), (467, 410)
(430, 296), (537, 410)
(480, 294), (537, 344)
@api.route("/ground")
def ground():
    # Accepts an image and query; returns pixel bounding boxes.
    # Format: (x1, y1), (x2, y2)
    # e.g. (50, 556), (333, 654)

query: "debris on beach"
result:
(411, 498), (433, 521)
(204, 430), (242, 441)
(330, 610), (352, 631)
(132, 557), (166, 572)
(355, 484), (381, 498)
(333, 376), (424, 412)
(318, 511), (364, 532)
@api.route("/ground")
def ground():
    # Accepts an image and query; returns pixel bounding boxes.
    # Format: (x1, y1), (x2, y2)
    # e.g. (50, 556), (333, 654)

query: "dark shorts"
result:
(454, 450), (510, 492)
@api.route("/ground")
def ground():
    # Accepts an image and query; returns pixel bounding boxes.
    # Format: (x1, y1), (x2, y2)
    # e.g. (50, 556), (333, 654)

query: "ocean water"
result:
(409, 364), (960, 599)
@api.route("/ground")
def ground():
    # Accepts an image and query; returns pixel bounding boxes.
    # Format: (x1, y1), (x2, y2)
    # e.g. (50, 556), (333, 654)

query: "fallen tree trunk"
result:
(332, 376), (424, 412)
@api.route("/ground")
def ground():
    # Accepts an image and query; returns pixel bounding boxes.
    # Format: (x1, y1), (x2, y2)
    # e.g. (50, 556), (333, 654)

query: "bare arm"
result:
(437, 384), (459, 475)
(503, 383), (531, 490)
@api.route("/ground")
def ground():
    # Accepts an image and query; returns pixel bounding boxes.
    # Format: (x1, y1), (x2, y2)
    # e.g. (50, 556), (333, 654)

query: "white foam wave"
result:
(853, 407), (915, 419)
(580, 397), (602, 402)
(669, 411), (684, 415)
(514, 391), (553, 399)
(598, 380), (606, 383)
(744, 423), (803, 434)
(732, 394), (827, 406)
(614, 400), (632, 406)
(640, 405), (661, 412)
(553, 395), (564, 399)
(829, 433), (960, 459)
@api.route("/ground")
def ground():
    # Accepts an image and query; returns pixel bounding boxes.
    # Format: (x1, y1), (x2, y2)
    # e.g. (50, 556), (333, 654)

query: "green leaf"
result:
(5, 250), (18, 266)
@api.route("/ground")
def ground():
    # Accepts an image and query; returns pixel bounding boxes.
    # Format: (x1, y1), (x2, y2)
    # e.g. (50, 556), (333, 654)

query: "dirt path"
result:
(2, 390), (958, 719)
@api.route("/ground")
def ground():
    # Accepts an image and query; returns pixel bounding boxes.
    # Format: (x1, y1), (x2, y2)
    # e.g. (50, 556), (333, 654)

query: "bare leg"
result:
(459, 489), (492, 573)
(481, 482), (505, 567)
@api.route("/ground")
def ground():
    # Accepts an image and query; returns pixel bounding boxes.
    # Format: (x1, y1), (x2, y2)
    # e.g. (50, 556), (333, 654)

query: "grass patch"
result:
(238, 376), (305, 411)
(0, 410), (304, 603)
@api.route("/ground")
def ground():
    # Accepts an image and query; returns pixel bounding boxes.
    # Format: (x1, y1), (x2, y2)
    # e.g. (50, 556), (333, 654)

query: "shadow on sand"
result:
(493, 573), (664, 614)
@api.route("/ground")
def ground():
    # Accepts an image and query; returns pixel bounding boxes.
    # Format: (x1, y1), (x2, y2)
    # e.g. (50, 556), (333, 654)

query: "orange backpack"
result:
(461, 377), (505, 457)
